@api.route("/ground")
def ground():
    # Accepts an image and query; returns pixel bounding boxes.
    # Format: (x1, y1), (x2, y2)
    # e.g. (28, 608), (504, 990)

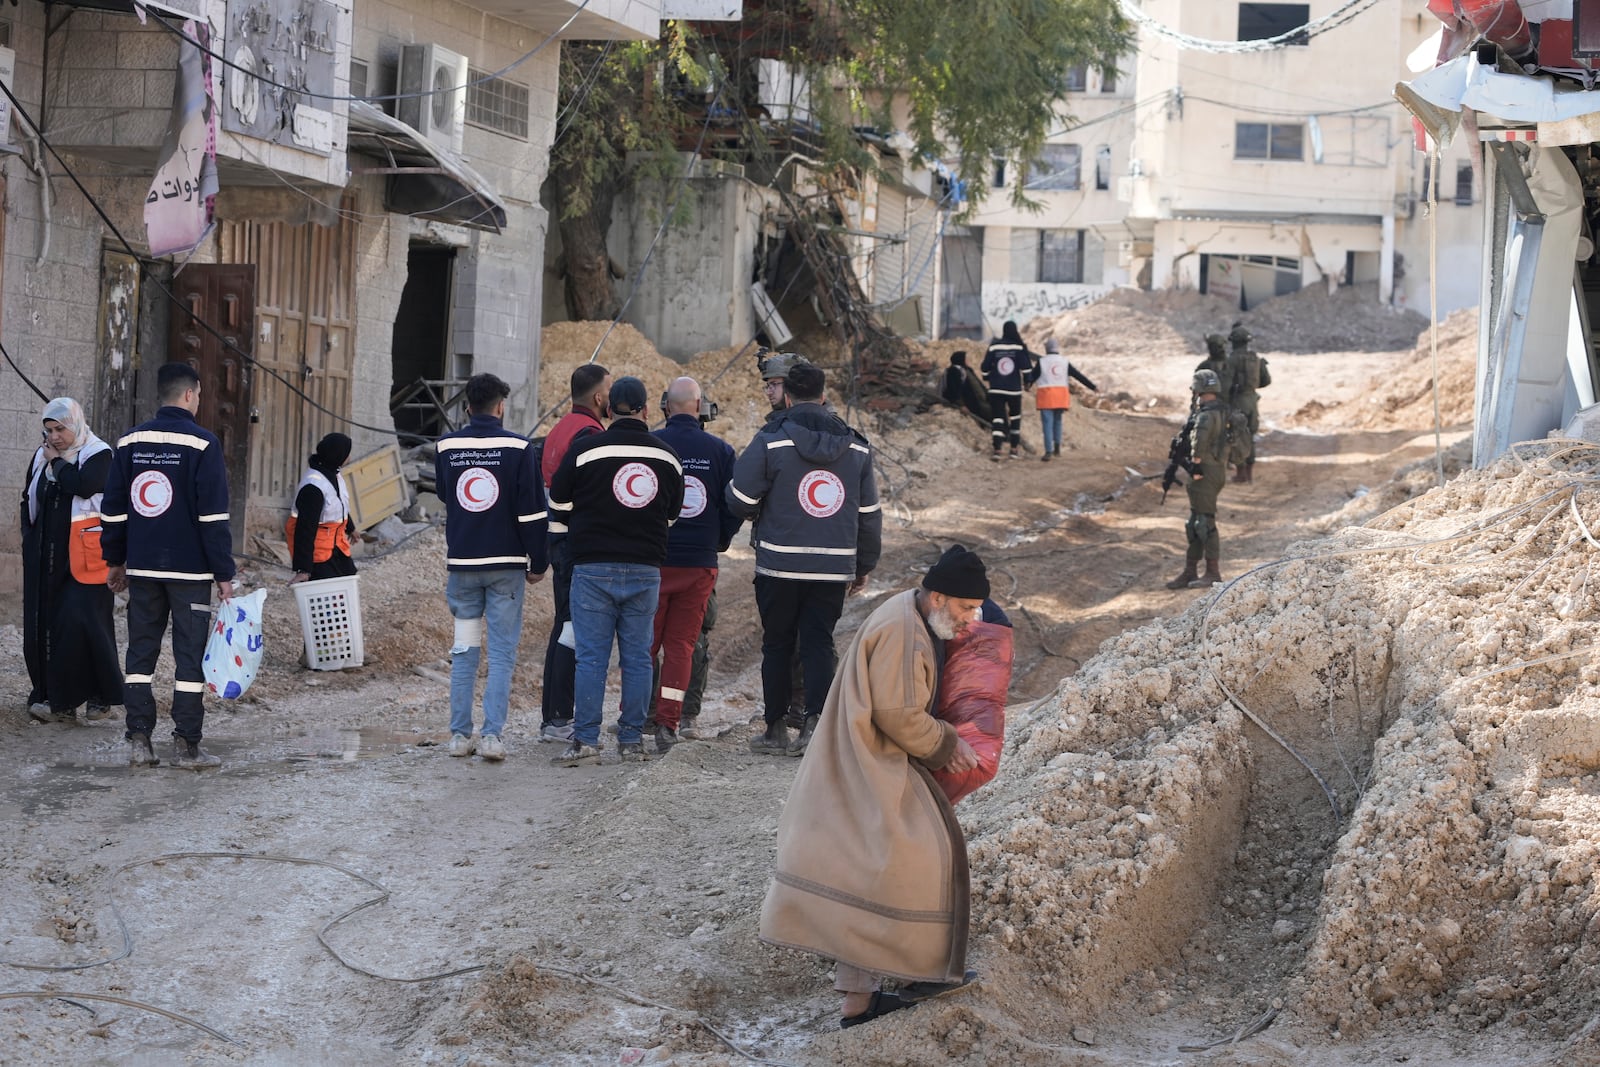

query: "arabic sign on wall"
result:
(146, 21), (219, 258)
(980, 282), (1112, 332)
(216, 0), (340, 155)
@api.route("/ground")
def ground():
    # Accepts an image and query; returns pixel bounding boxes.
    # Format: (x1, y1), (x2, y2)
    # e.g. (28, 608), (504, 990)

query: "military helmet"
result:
(759, 350), (809, 381)
(1204, 333), (1226, 358)
(1192, 369), (1221, 395)
(1229, 324), (1252, 345)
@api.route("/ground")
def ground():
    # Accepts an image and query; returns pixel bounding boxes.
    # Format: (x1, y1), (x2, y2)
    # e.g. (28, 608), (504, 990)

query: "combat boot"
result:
(1231, 465), (1247, 484)
(128, 732), (160, 767)
(1243, 461), (1255, 483)
(1165, 562), (1199, 590)
(749, 722), (790, 755)
(787, 714), (819, 757)
(1189, 559), (1223, 588)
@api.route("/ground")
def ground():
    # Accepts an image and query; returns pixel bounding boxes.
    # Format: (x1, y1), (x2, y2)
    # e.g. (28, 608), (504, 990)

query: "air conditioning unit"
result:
(398, 43), (468, 154)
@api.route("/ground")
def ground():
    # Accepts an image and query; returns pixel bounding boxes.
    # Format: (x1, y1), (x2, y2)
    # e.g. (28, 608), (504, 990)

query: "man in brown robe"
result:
(759, 545), (988, 1027)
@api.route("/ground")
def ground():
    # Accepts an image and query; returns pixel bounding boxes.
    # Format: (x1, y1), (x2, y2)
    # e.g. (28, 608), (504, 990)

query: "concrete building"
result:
(1124, 0), (1480, 315)
(948, 60), (1138, 337)
(0, 0), (654, 575)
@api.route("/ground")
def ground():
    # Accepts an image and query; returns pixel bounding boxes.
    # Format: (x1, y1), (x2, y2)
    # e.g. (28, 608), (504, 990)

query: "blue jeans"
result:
(1039, 408), (1064, 453)
(571, 562), (660, 747)
(447, 568), (527, 740)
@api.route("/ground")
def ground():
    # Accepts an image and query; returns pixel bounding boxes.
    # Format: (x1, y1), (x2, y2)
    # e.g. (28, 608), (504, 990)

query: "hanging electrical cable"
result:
(1114, 0), (1384, 54)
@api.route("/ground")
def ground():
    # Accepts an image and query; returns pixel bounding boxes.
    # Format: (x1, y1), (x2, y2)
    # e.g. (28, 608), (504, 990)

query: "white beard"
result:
(925, 606), (960, 641)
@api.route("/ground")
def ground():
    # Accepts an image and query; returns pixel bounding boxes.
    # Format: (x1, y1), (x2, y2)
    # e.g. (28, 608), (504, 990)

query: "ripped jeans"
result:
(447, 568), (527, 740)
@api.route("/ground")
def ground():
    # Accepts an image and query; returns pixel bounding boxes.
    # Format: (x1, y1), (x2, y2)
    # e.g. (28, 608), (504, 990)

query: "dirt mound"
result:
(870, 441), (1600, 1057)
(536, 321), (687, 428)
(1024, 285), (1429, 361)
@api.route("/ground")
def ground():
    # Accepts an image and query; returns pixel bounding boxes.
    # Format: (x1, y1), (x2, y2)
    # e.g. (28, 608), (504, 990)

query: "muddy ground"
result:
(0, 308), (1583, 1065)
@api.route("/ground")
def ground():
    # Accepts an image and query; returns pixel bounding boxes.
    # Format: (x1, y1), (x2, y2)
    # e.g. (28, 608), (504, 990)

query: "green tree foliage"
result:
(834, 0), (1129, 207)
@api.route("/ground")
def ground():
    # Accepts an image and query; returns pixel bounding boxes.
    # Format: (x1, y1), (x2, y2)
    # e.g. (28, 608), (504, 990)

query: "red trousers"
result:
(651, 566), (717, 729)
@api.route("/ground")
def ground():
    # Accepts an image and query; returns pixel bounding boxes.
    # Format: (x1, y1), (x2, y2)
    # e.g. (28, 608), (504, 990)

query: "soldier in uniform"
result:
(1165, 369), (1227, 590)
(1226, 324), (1269, 484)
(1195, 333), (1232, 409)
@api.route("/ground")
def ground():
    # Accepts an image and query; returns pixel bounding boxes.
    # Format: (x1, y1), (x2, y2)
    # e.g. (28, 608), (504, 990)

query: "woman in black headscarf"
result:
(286, 433), (357, 583)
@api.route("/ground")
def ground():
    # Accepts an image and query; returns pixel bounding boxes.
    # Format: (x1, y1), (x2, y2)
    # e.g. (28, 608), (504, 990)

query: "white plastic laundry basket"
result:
(292, 575), (365, 670)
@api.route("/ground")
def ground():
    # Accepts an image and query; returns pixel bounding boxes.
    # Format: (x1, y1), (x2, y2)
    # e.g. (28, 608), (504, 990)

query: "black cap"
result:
(922, 545), (990, 600)
(609, 376), (648, 416)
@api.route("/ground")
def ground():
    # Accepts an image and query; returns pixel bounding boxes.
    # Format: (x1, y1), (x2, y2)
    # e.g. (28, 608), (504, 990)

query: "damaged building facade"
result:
(0, 0), (656, 579)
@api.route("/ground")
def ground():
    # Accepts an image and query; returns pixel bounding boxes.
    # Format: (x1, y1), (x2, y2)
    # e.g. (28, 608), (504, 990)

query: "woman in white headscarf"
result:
(20, 397), (123, 723)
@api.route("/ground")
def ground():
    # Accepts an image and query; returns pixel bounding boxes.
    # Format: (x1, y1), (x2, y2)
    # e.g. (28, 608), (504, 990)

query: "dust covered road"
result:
(2, 312), (1575, 1065)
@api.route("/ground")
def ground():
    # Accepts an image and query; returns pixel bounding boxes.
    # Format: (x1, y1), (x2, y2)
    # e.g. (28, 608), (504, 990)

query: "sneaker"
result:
(787, 714), (819, 757)
(539, 720), (575, 743)
(618, 741), (651, 762)
(1009, 449), (1021, 460)
(446, 733), (477, 757)
(27, 702), (52, 723)
(654, 725), (678, 755)
(749, 722), (790, 755)
(83, 703), (115, 722)
(552, 741), (602, 767)
(478, 735), (506, 761)
(171, 739), (221, 770)
(128, 732), (160, 767)
(679, 718), (704, 740)
(989, 453), (1000, 464)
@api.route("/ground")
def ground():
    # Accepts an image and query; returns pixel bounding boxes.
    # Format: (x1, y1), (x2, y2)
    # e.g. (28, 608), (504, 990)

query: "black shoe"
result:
(171, 739), (221, 770)
(841, 991), (911, 1029)
(654, 724), (678, 755)
(749, 722), (790, 755)
(897, 969), (980, 1003)
(787, 715), (819, 757)
(128, 733), (160, 767)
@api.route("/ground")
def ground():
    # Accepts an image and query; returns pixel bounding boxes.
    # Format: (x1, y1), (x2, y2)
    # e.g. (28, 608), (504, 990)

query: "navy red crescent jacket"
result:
(100, 405), (235, 583)
(653, 413), (741, 569)
(436, 414), (549, 573)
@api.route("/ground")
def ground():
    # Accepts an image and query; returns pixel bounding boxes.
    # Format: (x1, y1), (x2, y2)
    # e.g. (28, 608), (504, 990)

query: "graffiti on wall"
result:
(980, 282), (1113, 328)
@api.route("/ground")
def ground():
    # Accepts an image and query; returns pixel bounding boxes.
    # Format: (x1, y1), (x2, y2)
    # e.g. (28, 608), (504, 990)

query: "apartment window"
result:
(1095, 145), (1112, 190)
(1026, 144), (1082, 191)
(1039, 229), (1085, 284)
(1455, 162), (1473, 205)
(1063, 64), (1088, 92)
(349, 59), (369, 101)
(1235, 121), (1304, 161)
(994, 158), (1008, 188)
(466, 68), (530, 139)
(1100, 68), (1116, 93)
(1238, 3), (1310, 45)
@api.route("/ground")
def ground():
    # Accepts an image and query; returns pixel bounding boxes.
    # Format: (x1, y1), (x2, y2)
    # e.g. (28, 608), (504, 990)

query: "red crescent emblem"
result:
(463, 474), (486, 503)
(138, 481), (159, 508)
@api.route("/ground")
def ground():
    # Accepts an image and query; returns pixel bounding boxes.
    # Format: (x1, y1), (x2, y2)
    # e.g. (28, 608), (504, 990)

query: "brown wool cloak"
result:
(758, 589), (969, 983)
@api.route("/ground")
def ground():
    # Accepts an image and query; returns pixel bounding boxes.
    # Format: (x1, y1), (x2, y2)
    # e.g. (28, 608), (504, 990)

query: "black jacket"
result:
(549, 417), (685, 568)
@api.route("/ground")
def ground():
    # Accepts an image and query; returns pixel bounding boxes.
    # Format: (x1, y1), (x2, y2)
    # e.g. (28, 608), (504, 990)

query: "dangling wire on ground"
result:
(0, 851), (797, 1065)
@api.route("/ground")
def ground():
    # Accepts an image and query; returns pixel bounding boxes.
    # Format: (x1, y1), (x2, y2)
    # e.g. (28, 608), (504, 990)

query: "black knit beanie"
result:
(922, 545), (990, 600)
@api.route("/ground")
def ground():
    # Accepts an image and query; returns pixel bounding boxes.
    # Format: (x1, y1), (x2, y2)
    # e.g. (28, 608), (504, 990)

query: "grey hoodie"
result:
(726, 404), (882, 581)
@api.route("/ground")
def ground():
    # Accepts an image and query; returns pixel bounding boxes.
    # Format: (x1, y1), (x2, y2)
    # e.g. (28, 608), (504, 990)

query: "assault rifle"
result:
(1161, 413), (1197, 504)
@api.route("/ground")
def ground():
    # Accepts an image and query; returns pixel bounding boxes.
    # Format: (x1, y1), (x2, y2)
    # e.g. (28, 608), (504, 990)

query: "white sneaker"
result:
(446, 733), (476, 757)
(478, 735), (506, 761)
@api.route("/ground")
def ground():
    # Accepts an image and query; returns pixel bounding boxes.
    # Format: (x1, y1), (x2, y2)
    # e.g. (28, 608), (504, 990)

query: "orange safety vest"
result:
(285, 468), (352, 565)
(1034, 353), (1073, 411)
(28, 438), (113, 585)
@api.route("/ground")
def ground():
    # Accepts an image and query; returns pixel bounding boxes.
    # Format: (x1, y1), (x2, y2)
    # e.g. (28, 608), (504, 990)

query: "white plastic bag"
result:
(204, 588), (267, 699)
